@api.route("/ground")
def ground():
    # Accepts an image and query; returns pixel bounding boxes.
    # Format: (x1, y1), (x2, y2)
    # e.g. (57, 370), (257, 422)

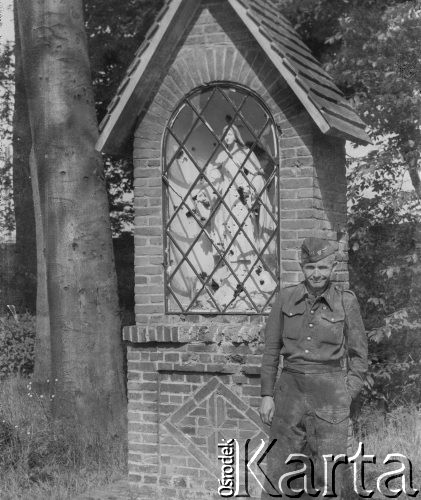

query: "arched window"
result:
(163, 83), (279, 314)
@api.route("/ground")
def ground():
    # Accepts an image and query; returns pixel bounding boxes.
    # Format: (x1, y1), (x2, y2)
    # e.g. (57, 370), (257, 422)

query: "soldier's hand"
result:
(259, 396), (275, 426)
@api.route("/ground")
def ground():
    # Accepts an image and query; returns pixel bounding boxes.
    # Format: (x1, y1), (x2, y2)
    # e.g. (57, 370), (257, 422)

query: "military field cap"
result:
(301, 237), (338, 263)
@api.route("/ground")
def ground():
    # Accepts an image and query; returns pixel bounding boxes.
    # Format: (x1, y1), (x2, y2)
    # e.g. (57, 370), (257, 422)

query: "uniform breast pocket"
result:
(282, 306), (304, 340)
(318, 312), (345, 345)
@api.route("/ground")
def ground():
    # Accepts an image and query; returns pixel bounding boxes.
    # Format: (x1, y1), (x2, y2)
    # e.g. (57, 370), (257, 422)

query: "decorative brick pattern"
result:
(162, 376), (265, 475)
(127, 343), (270, 499)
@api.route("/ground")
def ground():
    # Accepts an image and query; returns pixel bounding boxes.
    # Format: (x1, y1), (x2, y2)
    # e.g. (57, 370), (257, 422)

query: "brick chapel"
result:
(96, 0), (369, 498)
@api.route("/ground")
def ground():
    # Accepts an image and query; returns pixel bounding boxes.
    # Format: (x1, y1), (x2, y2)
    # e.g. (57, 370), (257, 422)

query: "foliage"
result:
(104, 157), (134, 237)
(348, 222), (420, 410)
(332, 0), (421, 203)
(0, 41), (15, 235)
(0, 152), (14, 235)
(329, 1), (421, 145)
(335, 1), (421, 410)
(282, 0), (421, 194)
(0, 42), (13, 141)
(281, 0), (421, 131)
(84, 0), (164, 123)
(0, 376), (126, 499)
(84, 0), (164, 236)
(0, 313), (35, 379)
(347, 147), (420, 226)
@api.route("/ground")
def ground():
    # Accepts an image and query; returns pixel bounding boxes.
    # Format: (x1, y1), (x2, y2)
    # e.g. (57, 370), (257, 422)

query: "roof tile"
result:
(155, 4), (170, 23)
(126, 58), (141, 77)
(145, 23), (160, 41)
(234, 0), (370, 143)
(135, 40), (150, 58)
(116, 76), (131, 96)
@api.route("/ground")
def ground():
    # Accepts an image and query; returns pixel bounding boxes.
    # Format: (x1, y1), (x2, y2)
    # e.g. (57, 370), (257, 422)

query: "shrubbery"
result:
(0, 313), (35, 379)
(348, 222), (421, 411)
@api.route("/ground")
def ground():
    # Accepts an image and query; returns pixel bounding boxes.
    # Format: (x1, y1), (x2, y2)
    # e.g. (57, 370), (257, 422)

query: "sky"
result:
(0, 0), (14, 46)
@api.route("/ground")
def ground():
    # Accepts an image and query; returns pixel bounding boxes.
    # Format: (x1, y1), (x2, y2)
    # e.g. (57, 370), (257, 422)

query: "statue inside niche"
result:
(190, 123), (277, 310)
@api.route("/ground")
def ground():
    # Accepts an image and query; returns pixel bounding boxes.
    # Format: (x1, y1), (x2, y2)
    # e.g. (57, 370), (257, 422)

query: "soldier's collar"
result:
(294, 282), (335, 310)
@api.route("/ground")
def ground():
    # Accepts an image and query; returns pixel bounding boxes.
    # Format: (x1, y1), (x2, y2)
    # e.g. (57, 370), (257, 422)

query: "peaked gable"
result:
(96, 0), (370, 154)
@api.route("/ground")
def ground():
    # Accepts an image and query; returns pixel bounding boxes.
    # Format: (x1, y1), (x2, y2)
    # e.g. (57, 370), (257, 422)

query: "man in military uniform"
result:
(259, 237), (368, 498)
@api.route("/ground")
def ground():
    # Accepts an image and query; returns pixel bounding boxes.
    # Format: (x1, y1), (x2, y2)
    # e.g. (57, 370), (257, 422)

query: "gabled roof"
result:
(96, 0), (370, 154)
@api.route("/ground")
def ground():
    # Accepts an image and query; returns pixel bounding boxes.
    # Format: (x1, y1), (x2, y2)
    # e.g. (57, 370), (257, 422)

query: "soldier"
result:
(259, 237), (368, 499)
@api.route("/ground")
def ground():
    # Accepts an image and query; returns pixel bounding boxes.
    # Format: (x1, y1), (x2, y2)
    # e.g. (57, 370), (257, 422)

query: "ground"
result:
(73, 480), (139, 500)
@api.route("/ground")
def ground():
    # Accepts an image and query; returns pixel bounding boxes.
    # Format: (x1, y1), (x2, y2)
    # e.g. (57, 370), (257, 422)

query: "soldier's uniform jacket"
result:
(261, 281), (368, 399)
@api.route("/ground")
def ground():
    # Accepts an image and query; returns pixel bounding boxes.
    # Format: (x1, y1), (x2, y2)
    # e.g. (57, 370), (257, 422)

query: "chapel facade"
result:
(96, 1), (369, 498)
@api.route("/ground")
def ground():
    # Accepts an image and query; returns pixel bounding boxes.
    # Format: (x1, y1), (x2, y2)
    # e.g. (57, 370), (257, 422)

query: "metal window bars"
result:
(162, 83), (280, 314)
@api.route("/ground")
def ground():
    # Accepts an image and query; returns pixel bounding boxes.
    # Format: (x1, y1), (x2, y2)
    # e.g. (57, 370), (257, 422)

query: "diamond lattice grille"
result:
(163, 83), (280, 314)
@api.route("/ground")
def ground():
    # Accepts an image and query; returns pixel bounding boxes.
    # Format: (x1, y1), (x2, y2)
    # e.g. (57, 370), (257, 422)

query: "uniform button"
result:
(323, 306), (327, 310)
(289, 313), (292, 316)
(309, 323), (314, 328)
(310, 310), (315, 314)
(307, 336), (311, 340)
(305, 349), (309, 353)
(331, 318), (335, 321)
(332, 417), (337, 423)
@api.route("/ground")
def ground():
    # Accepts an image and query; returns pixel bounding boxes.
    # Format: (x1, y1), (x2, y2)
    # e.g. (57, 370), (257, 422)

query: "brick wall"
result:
(127, 341), (267, 499)
(127, 1), (348, 498)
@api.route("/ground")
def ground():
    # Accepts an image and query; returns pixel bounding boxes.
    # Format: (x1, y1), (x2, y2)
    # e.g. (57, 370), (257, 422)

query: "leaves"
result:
(0, 42), (15, 235)
(367, 297), (386, 308)
(348, 215), (421, 408)
(0, 314), (35, 378)
(283, 0), (421, 195)
(84, 0), (164, 122)
(82, 1), (165, 236)
(103, 156), (134, 236)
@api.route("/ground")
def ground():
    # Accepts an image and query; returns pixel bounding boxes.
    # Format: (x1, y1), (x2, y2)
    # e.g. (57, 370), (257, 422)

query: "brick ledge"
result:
(123, 322), (263, 344)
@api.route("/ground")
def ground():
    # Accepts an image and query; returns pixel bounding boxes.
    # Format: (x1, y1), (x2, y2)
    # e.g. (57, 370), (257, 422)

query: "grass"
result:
(0, 376), (127, 500)
(343, 405), (421, 499)
(0, 375), (419, 499)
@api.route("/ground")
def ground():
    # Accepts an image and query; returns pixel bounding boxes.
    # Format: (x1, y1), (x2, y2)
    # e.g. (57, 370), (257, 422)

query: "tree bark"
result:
(30, 147), (52, 391)
(14, 1), (51, 392)
(16, 0), (126, 436)
(12, 1), (36, 314)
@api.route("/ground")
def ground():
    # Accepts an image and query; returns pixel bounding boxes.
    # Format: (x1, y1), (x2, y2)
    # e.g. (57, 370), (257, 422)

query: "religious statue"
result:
(191, 124), (276, 310)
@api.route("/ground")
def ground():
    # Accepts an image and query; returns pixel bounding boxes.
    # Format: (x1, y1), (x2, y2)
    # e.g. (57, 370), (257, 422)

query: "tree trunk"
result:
(16, 0), (126, 436)
(14, 2), (51, 392)
(30, 147), (52, 392)
(12, 1), (36, 314)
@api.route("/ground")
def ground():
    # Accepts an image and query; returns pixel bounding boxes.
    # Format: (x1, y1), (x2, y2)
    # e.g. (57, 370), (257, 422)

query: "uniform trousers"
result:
(262, 366), (351, 499)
